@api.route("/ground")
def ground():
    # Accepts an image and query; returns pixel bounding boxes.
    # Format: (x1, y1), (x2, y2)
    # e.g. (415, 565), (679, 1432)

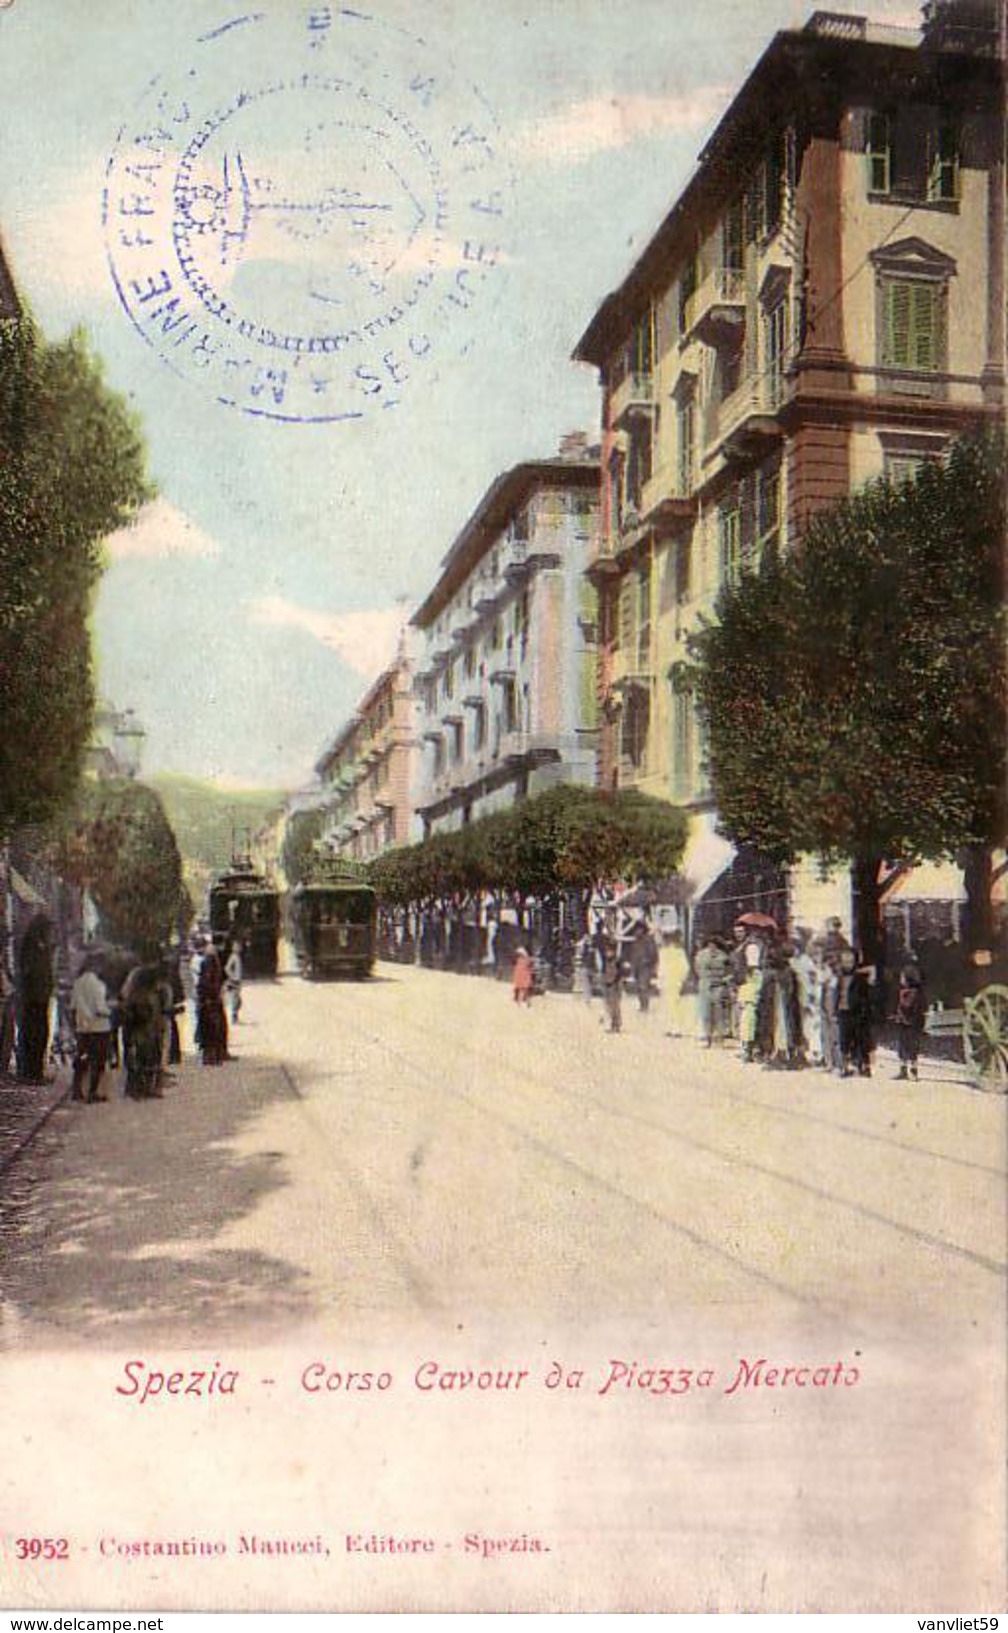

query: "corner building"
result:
(412, 443), (600, 835)
(574, 2), (1004, 933)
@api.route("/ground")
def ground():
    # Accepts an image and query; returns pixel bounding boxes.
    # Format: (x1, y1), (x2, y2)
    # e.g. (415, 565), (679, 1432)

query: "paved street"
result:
(0, 960), (1004, 1346)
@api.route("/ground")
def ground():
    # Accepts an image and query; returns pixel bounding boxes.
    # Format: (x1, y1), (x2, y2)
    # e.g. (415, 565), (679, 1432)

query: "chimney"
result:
(558, 430), (590, 461)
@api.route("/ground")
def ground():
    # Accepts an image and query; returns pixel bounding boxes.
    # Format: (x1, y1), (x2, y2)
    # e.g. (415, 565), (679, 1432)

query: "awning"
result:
(680, 812), (736, 902)
(884, 853), (1007, 905)
(8, 866), (46, 907)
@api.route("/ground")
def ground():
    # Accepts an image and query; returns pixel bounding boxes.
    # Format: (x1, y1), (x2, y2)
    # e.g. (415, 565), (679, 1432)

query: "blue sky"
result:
(0, 0), (917, 788)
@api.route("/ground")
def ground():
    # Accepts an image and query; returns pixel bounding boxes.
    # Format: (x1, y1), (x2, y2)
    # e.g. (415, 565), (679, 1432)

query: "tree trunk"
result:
(960, 843), (994, 952)
(850, 854), (886, 972)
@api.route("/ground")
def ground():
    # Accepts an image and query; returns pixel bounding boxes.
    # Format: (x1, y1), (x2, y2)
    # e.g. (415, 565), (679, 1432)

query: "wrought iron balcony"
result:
(610, 369), (655, 428)
(689, 267), (745, 346)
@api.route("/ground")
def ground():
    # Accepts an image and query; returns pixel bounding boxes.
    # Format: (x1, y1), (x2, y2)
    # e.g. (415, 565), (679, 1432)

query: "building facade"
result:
(574, 1), (1004, 929)
(84, 701), (146, 780)
(412, 443), (601, 836)
(315, 648), (418, 862)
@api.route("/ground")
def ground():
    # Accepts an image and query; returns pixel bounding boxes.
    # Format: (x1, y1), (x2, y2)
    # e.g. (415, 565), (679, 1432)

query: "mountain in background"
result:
(148, 773), (287, 911)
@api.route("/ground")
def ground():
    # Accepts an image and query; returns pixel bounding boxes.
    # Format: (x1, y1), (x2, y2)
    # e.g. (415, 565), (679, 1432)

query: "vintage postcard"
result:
(0, 0), (1005, 1615)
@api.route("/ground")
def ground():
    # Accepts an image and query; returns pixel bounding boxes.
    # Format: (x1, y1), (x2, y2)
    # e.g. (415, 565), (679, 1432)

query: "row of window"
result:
(719, 462), (782, 584)
(611, 265), (947, 529)
(429, 684), (525, 775)
(614, 681), (701, 800)
(865, 109), (960, 204)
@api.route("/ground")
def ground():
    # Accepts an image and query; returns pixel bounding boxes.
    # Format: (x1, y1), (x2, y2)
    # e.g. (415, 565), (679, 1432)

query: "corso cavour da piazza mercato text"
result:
(113, 1353), (864, 1405)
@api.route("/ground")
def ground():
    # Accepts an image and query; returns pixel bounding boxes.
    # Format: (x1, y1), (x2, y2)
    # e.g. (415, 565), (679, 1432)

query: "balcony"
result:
(610, 369), (655, 429)
(502, 535), (531, 581)
(687, 267), (745, 347)
(639, 466), (697, 533)
(707, 376), (786, 459)
(586, 543), (621, 583)
(610, 671), (653, 697)
(499, 729), (563, 765)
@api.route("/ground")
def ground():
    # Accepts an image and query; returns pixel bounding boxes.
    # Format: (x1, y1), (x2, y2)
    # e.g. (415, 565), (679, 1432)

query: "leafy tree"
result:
(687, 436), (1006, 961)
(367, 785), (687, 910)
(48, 778), (185, 951)
(0, 316), (152, 835)
(281, 806), (328, 888)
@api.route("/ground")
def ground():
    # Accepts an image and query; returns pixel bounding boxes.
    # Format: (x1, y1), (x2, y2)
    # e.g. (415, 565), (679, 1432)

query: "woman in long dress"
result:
(121, 964), (165, 1099)
(660, 931), (693, 1038)
(197, 946), (229, 1065)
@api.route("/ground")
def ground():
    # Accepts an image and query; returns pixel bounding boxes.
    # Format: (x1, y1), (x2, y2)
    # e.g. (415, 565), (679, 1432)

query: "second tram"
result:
(291, 861), (377, 979)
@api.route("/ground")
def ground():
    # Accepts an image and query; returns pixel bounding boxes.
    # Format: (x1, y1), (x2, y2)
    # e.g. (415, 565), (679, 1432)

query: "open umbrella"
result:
(735, 911), (780, 931)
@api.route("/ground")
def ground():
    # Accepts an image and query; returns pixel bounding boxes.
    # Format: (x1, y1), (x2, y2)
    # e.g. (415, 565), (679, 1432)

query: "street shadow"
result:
(0, 1057), (318, 1344)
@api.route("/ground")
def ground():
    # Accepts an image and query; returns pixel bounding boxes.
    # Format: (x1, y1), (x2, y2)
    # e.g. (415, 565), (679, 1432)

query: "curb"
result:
(0, 1078), (72, 1180)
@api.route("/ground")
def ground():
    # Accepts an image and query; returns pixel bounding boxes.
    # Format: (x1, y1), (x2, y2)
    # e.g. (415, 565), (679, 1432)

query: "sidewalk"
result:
(0, 1069), (70, 1176)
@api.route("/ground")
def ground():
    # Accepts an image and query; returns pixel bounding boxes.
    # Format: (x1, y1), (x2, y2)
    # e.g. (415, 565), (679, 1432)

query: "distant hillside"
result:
(149, 774), (287, 909)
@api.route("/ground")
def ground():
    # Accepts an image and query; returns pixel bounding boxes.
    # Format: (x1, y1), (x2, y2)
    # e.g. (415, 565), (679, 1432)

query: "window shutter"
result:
(619, 578), (634, 652)
(886, 281), (912, 367)
(910, 283), (942, 371)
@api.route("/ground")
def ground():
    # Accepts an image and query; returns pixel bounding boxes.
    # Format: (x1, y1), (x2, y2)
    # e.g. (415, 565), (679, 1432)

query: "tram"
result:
(291, 858), (377, 980)
(208, 860), (280, 977)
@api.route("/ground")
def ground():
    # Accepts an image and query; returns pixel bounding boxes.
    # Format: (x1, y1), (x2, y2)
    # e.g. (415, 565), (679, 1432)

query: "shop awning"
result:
(680, 813), (736, 902)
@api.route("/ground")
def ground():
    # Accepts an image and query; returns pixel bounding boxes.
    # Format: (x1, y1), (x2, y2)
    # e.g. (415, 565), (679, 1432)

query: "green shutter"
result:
(909, 283), (943, 371)
(886, 281), (912, 367)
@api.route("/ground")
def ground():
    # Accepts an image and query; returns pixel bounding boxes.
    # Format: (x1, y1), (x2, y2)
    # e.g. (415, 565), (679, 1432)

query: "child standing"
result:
(893, 962), (926, 1080)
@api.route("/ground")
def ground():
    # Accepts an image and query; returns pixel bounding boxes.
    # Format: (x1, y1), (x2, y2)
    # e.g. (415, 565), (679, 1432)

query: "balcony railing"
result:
(705, 375), (786, 456)
(639, 465), (697, 531)
(687, 267), (745, 344)
(610, 369), (655, 429)
(498, 729), (563, 764)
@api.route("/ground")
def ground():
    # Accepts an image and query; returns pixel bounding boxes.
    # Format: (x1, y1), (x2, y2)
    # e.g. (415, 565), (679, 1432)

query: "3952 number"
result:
(14, 1538), (69, 1560)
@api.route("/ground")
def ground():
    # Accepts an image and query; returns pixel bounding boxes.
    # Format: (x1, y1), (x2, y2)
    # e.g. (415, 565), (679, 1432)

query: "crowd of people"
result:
(516, 913), (929, 1080)
(0, 913), (247, 1104)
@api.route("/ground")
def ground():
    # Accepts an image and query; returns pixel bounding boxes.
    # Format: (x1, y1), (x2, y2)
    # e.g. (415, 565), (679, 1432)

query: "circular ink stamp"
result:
(104, 7), (514, 423)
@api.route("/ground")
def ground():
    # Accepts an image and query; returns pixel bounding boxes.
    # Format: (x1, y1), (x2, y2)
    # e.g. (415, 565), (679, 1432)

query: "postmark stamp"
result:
(103, 7), (514, 423)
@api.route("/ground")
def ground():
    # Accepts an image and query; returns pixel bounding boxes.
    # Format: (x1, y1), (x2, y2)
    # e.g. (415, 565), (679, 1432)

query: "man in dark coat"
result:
(16, 915), (53, 1084)
(628, 920), (659, 1012)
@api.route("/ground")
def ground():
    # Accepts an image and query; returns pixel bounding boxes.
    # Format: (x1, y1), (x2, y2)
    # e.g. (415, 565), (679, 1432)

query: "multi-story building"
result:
(574, 0), (1004, 929)
(412, 439), (600, 835)
(84, 701), (146, 780)
(315, 644), (418, 862)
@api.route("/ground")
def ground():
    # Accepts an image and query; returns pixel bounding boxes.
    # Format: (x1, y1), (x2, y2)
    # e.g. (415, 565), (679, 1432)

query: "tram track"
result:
(331, 988), (1006, 1287)
(276, 1059), (445, 1319)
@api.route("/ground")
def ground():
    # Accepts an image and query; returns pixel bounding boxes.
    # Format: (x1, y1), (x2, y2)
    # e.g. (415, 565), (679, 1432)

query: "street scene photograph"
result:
(0, 0), (1004, 1616)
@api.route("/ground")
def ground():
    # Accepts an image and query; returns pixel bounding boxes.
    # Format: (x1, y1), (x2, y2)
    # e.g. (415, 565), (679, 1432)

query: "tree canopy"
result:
(368, 784), (688, 907)
(0, 316), (151, 836)
(47, 777), (186, 951)
(686, 436), (1006, 955)
(282, 805), (328, 889)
